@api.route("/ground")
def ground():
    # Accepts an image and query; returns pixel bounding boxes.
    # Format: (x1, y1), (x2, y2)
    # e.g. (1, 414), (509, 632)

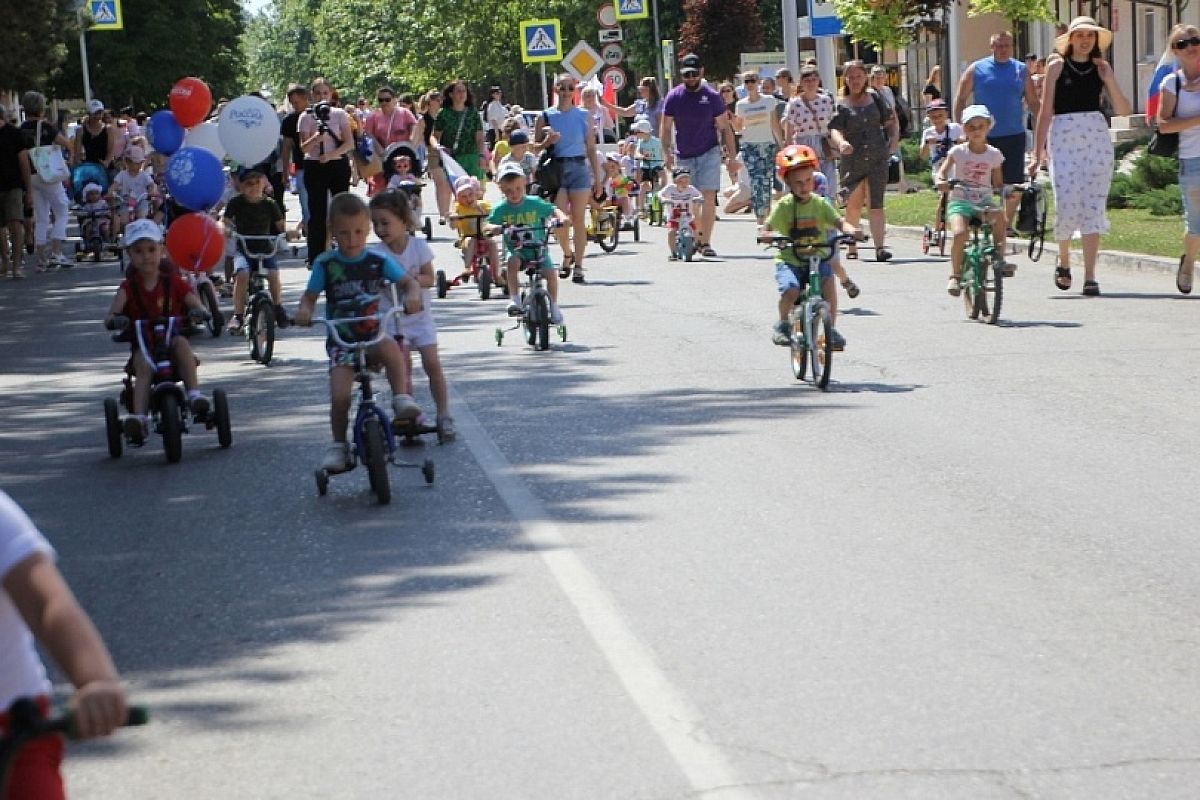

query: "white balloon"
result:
(183, 121), (225, 161)
(218, 95), (281, 167)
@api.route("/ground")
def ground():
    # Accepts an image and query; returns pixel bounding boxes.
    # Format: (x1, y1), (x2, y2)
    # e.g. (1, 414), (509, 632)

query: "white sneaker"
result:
(550, 306), (564, 325)
(391, 393), (421, 421)
(321, 442), (352, 472)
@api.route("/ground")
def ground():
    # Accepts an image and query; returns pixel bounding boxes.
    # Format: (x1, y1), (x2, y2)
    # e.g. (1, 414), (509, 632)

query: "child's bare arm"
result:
(294, 290), (320, 326)
(935, 154), (954, 187)
(991, 164), (1004, 192)
(416, 260), (435, 290)
(5, 552), (127, 739)
(105, 288), (128, 326)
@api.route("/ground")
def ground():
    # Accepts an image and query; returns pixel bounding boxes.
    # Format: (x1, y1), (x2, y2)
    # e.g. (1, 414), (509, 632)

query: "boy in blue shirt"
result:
(294, 193), (424, 472)
(487, 162), (570, 323)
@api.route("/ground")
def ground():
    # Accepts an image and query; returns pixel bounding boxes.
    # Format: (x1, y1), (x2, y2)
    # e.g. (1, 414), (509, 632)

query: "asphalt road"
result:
(3, 188), (1199, 799)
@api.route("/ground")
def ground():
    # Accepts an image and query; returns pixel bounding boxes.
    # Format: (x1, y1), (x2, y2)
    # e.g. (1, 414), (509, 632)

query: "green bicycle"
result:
(948, 180), (1004, 325)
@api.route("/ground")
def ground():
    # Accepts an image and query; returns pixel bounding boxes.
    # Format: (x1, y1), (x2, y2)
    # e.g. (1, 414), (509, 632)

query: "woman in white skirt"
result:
(1031, 16), (1130, 296)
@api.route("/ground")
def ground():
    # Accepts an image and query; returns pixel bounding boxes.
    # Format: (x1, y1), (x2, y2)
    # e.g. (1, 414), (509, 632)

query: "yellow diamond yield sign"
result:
(562, 40), (603, 83)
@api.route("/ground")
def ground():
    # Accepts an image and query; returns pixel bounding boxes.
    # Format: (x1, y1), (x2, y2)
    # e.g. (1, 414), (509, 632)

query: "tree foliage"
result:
(51, 0), (244, 109)
(678, 0), (764, 80)
(0, 0), (81, 91)
(832, 0), (1054, 50)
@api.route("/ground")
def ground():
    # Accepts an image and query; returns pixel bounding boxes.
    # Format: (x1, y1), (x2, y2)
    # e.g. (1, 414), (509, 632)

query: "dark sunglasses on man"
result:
(1173, 35), (1200, 49)
(377, 95), (393, 103)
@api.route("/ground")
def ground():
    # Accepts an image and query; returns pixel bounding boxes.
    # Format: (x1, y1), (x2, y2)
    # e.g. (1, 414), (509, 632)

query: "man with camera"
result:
(297, 77), (354, 263)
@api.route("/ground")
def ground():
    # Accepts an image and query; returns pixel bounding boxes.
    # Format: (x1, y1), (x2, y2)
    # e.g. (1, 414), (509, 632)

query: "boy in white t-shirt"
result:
(0, 490), (128, 794)
(936, 104), (1009, 296)
(919, 99), (963, 169)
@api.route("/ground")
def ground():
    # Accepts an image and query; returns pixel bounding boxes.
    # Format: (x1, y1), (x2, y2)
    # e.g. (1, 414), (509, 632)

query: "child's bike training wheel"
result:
(423, 217), (433, 240)
(810, 305), (834, 390)
(104, 398), (122, 458)
(790, 323), (806, 381)
(159, 393), (184, 464)
(363, 417), (391, 505)
(213, 388), (232, 448)
(921, 225), (932, 255)
(314, 468), (329, 496)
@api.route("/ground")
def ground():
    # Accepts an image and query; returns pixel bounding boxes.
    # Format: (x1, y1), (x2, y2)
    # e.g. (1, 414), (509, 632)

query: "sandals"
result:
(845, 244), (858, 260)
(1054, 265), (1072, 292)
(1082, 280), (1101, 296)
(1178, 255), (1193, 295)
(875, 247), (892, 262)
(559, 253), (574, 280)
(841, 278), (860, 299)
(572, 266), (586, 284)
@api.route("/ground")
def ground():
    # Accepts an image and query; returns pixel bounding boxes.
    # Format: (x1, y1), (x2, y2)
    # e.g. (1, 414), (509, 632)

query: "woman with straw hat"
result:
(1030, 16), (1130, 296)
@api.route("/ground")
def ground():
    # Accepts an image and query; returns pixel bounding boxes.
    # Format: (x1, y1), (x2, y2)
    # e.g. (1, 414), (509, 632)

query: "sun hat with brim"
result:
(1055, 17), (1113, 55)
(123, 219), (163, 247)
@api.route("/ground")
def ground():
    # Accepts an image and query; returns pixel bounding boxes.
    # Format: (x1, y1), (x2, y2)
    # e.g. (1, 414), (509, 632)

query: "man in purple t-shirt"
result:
(661, 53), (739, 258)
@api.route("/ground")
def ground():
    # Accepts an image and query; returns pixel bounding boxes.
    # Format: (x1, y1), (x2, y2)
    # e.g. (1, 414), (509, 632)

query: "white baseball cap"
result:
(496, 162), (526, 181)
(631, 120), (652, 134)
(123, 219), (163, 247)
(961, 104), (993, 124)
(83, 182), (103, 196)
(86, 99), (105, 114)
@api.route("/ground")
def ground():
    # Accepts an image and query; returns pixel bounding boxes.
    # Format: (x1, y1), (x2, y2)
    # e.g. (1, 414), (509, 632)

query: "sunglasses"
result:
(559, 83), (577, 91)
(743, 77), (758, 83)
(680, 71), (700, 79)
(1174, 35), (1200, 49)
(377, 96), (393, 102)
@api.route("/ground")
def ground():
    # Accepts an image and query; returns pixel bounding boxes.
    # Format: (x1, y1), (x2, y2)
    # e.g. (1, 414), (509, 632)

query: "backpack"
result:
(1015, 183), (1041, 235)
(894, 93), (912, 138)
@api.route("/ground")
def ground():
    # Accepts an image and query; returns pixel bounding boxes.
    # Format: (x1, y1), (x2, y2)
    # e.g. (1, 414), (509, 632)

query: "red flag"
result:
(603, 73), (617, 105)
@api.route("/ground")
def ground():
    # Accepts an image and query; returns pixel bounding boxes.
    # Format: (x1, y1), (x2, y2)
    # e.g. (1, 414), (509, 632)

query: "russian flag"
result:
(1146, 49), (1178, 120)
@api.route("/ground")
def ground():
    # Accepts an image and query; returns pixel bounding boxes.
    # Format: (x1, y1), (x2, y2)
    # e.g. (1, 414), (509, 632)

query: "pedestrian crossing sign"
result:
(89, 0), (123, 31)
(520, 19), (562, 64)
(614, 0), (649, 21)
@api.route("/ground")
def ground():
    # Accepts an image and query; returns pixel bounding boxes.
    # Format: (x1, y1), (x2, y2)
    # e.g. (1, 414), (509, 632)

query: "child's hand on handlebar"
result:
(70, 678), (129, 740)
(105, 315), (129, 330)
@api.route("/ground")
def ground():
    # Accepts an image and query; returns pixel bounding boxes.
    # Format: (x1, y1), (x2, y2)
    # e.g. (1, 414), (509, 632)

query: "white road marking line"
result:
(450, 385), (754, 797)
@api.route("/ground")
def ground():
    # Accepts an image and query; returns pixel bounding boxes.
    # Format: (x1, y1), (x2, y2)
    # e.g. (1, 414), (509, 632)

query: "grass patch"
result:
(881, 188), (1182, 258)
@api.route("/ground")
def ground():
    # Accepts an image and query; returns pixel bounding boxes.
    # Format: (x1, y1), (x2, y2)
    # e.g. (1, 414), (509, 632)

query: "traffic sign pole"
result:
(541, 63), (548, 109)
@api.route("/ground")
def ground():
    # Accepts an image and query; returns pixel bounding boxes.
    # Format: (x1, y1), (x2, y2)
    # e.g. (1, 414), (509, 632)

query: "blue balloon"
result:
(146, 110), (185, 156)
(165, 147), (225, 211)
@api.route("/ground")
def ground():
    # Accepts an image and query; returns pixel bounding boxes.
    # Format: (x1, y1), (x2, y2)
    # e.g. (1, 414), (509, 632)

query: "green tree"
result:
(678, 0), (764, 81)
(0, 0), (81, 92)
(52, 0), (244, 109)
(832, 0), (1054, 50)
(242, 0), (320, 103)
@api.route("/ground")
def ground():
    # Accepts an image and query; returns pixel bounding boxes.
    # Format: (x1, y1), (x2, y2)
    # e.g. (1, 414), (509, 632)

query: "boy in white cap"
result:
(935, 103), (1010, 296)
(103, 219), (211, 444)
(109, 145), (158, 238)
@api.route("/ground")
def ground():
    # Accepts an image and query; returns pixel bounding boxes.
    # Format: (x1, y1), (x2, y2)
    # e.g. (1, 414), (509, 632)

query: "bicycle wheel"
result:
(104, 398), (122, 458)
(1027, 191), (1047, 262)
(478, 265), (491, 301)
(363, 417), (391, 505)
(249, 296), (275, 365)
(981, 262), (1003, 324)
(159, 393), (183, 464)
(213, 388), (232, 448)
(921, 226), (932, 255)
(200, 282), (223, 337)
(963, 258), (981, 320)
(436, 270), (449, 298)
(534, 293), (551, 350)
(810, 304), (833, 390)
(598, 214), (619, 252)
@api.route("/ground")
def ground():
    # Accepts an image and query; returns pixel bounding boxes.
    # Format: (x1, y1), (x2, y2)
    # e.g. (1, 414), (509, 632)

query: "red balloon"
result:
(169, 77), (212, 129)
(166, 213), (225, 273)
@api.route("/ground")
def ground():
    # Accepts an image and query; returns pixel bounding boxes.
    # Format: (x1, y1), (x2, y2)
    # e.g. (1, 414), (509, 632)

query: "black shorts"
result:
(987, 133), (1027, 185)
(639, 166), (662, 184)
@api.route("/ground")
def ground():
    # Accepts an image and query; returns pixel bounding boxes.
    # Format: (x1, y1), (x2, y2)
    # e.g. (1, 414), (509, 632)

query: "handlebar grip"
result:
(49, 705), (150, 738)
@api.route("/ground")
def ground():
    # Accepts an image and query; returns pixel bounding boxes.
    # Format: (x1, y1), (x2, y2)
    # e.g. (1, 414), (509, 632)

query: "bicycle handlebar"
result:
(2, 699), (149, 742)
(310, 310), (402, 349)
(231, 233), (286, 258)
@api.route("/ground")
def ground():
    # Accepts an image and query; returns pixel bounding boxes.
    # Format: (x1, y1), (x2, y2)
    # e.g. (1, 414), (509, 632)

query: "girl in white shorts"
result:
(367, 189), (454, 440)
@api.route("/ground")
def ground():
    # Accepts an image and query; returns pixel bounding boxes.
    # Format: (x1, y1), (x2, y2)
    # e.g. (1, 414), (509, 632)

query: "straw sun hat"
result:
(1055, 16), (1113, 55)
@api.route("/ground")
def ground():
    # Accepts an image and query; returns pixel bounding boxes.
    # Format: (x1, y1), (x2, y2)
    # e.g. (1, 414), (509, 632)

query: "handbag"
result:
(31, 120), (70, 184)
(1148, 72), (1181, 158)
(533, 112), (561, 198)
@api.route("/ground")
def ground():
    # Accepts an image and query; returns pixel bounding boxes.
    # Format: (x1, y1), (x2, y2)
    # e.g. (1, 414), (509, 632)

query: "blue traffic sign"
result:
(89, 0), (123, 30)
(614, 0), (649, 21)
(520, 19), (562, 63)
(808, 0), (842, 36)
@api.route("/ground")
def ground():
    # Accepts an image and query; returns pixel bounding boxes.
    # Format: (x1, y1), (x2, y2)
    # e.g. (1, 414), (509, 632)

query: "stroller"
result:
(381, 142), (433, 240)
(71, 163), (119, 262)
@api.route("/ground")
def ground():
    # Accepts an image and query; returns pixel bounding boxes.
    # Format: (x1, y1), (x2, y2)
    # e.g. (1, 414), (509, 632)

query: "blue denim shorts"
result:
(678, 146), (722, 192)
(558, 157), (594, 191)
(775, 261), (830, 294)
(1181, 157), (1200, 235)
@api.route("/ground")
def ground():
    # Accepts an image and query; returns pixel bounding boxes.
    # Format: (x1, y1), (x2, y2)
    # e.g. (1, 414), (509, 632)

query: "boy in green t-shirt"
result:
(762, 145), (861, 350)
(486, 163), (570, 322)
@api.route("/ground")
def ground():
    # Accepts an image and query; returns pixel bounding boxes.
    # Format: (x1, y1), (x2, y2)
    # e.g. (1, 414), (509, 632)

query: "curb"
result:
(889, 225), (1179, 276)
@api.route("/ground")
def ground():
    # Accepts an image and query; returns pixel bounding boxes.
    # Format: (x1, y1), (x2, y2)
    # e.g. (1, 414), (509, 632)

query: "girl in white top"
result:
(1158, 22), (1200, 293)
(368, 190), (455, 439)
(734, 71), (785, 223)
(1, 490), (128, 792)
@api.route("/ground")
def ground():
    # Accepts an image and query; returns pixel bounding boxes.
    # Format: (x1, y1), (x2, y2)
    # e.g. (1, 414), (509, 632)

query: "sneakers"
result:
(550, 306), (564, 325)
(829, 328), (846, 351)
(667, 253), (680, 261)
(226, 313), (244, 333)
(189, 393), (210, 417)
(506, 301), (522, 317)
(572, 267), (586, 284)
(123, 415), (147, 445)
(437, 415), (457, 442)
(946, 276), (962, 296)
(274, 304), (290, 328)
(321, 441), (353, 472)
(391, 393), (421, 421)
(996, 259), (1016, 278)
(772, 320), (791, 346)
(842, 278), (860, 299)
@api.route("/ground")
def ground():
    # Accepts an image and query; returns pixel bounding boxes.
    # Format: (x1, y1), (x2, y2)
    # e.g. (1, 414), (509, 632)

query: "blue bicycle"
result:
(311, 310), (434, 505)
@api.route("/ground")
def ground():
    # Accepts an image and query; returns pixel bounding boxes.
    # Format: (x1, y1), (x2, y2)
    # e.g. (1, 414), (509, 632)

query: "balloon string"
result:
(195, 220), (213, 273)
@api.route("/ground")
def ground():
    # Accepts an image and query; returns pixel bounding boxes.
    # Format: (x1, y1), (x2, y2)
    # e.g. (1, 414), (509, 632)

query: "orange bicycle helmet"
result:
(775, 144), (820, 179)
